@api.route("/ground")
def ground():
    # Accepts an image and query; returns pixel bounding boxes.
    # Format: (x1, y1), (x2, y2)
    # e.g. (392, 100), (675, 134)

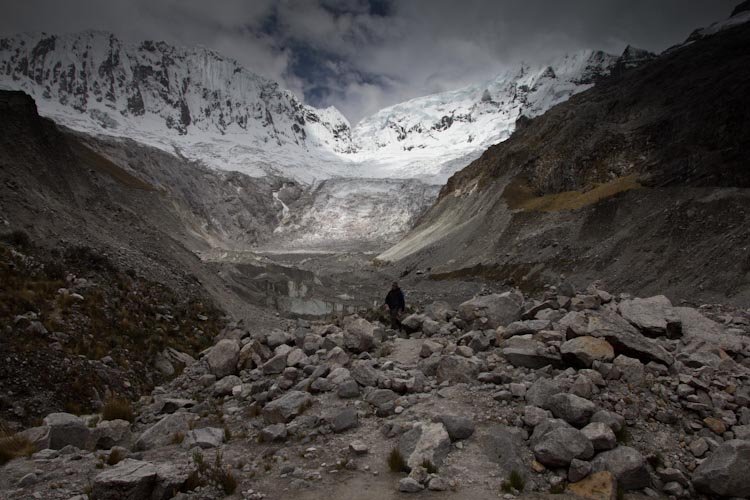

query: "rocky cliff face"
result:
(379, 19), (750, 305)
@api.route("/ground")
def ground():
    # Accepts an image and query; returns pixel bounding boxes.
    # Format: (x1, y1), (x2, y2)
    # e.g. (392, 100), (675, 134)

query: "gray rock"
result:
(342, 317), (375, 353)
(587, 309), (674, 366)
(18, 472), (38, 487)
(401, 313), (426, 332)
(43, 412), (90, 450)
(420, 340), (443, 358)
(262, 391), (312, 424)
(569, 458), (592, 483)
(523, 406), (551, 427)
(591, 446), (649, 490)
(619, 295), (682, 338)
(183, 427), (224, 449)
(266, 329), (292, 348)
(546, 393), (597, 427)
(349, 440), (368, 454)
(151, 463), (193, 500)
(205, 339), (240, 378)
(330, 408), (358, 433)
(399, 477), (424, 492)
(351, 360), (379, 387)
(503, 319), (552, 338)
(458, 291), (524, 329)
(421, 318), (442, 337)
(159, 398), (196, 414)
(262, 352), (289, 375)
(435, 415), (475, 441)
(560, 336), (615, 368)
(502, 337), (563, 369)
(89, 419), (132, 450)
(92, 459), (157, 500)
(424, 301), (452, 322)
(212, 374), (241, 396)
(436, 355), (481, 384)
(525, 378), (563, 408)
(481, 425), (528, 480)
(689, 437), (709, 457)
(17, 425), (50, 452)
(581, 422), (617, 451)
(337, 379), (360, 398)
(612, 355), (644, 384)
(134, 412), (194, 451)
(533, 427), (594, 467)
(286, 348), (309, 367)
(692, 440), (750, 498)
(365, 388), (398, 415)
(590, 410), (625, 433)
(260, 423), (287, 442)
(398, 422), (451, 470)
(325, 346), (350, 366)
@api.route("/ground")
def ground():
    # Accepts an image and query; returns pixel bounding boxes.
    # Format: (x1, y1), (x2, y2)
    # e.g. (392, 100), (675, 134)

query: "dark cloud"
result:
(0, 0), (738, 123)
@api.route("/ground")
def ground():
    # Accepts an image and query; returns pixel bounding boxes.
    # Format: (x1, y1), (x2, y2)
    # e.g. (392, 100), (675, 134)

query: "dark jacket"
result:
(385, 288), (405, 311)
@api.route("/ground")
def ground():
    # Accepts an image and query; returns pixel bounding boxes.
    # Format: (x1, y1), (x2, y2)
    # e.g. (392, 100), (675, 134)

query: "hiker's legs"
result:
(389, 308), (400, 330)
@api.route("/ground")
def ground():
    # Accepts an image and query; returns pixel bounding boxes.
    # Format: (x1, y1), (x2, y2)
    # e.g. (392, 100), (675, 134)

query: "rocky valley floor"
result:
(2, 279), (750, 500)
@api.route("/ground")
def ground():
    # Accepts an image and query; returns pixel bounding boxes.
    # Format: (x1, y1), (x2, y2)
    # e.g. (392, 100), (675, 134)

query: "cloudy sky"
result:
(1, 0), (738, 123)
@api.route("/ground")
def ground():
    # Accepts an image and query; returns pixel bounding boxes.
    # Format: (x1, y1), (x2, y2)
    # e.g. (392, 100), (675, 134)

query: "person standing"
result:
(384, 281), (405, 330)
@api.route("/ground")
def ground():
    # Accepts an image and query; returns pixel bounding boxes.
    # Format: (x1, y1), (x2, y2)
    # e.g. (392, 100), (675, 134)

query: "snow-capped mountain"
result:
(0, 30), (642, 185)
(350, 49), (625, 181)
(0, 31), (354, 182)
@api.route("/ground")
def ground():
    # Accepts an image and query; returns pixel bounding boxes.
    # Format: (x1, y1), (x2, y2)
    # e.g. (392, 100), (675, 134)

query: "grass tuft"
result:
(101, 396), (135, 423)
(420, 459), (438, 474)
(387, 448), (408, 473)
(106, 448), (125, 466)
(0, 434), (35, 465)
(501, 470), (525, 493)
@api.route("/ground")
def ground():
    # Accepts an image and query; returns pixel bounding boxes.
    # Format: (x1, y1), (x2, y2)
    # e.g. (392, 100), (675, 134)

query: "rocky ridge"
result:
(2, 281), (750, 499)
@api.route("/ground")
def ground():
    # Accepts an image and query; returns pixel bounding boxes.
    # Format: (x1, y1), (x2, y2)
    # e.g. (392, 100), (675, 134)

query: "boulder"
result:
(424, 301), (452, 322)
(502, 319), (552, 338)
(421, 319), (442, 337)
(89, 419), (132, 450)
(458, 292), (524, 329)
(337, 379), (360, 399)
(532, 427), (594, 467)
(260, 423), (287, 442)
(590, 410), (625, 433)
(91, 459), (157, 500)
(43, 413), (90, 450)
(183, 427), (224, 449)
(591, 446), (649, 490)
(618, 295), (682, 338)
(262, 352), (288, 375)
(436, 355), (481, 384)
(581, 422), (616, 451)
(398, 422), (451, 470)
(567, 471), (617, 500)
(351, 361), (379, 387)
(134, 412), (194, 451)
(212, 374), (241, 396)
(399, 477), (424, 492)
(612, 355), (644, 384)
(262, 391), (312, 424)
(525, 378), (563, 408)
(401, 313), (426, 332)
(502, 338), (562, 369)
(560, 337), (614, 368)
(692, 439), (750, 498)
(330, 408), (358, 433)
(546, 393), (597, 427)
(420, 340), (443, 358)
(434, 415), (475, 441)
(587, 309), (674, 366)
(205, 339), (240, 378)
(286, 348), (309, 367)
(481, 425), (528, 479)
(343, 318), (375, 353)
